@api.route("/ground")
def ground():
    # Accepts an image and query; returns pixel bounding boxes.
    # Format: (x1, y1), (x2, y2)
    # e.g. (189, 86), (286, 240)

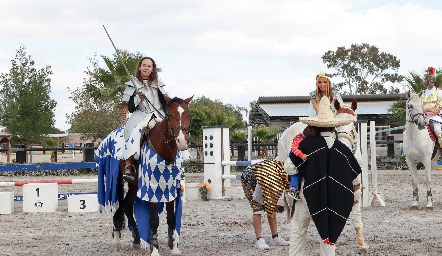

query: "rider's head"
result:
(425, 67), (436, 88)
(135, 57), (158, 83)
(316, 71), (333, 103)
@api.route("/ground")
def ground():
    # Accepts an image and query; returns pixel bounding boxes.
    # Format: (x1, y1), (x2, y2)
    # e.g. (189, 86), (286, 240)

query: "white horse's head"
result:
(406, 92), (426, 130)
(334, 99), (358, 150)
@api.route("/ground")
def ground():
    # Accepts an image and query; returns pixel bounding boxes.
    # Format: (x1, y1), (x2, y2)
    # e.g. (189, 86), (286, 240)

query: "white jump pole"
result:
(247, 126), (252, 161)
(360, 122), (369, 207)
(369, 121), (386, 206)
(203, 126), (230, 199)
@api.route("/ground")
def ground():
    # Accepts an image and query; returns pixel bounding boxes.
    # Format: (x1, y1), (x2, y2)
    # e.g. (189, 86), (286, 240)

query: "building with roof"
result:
(249, 94), (405, 129)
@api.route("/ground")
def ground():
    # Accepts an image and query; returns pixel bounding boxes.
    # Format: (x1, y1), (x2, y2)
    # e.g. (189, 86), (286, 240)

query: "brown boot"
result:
(355, 226), (369, 252)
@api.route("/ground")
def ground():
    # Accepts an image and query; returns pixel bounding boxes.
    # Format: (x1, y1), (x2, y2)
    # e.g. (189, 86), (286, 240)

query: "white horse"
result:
(403, 92), (440, 209)
(277, 99), (368, 252)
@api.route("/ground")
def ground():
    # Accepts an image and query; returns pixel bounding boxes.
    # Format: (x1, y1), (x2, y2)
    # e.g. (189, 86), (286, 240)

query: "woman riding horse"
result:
(97, 92), (193, 256)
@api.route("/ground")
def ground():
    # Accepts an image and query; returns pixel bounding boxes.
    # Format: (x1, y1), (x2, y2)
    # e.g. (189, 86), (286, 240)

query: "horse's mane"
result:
(166, 97), (186, 109)
(408, 93), (421, 103)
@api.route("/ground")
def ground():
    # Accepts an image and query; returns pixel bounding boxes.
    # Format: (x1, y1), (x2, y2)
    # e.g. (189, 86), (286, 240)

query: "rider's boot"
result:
(437, 133), (442, 148)
(123, 157), (135, 181)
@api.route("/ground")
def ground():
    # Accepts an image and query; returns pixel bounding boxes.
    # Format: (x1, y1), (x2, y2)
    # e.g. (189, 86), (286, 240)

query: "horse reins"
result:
(336, 107), (358, 153)
(407, 112), (426, 125)
(150, 102), (191, 162)
(406, 99), (427, 125)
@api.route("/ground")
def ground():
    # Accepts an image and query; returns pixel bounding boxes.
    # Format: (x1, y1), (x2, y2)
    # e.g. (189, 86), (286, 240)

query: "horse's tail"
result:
(97, 127), (125, 214)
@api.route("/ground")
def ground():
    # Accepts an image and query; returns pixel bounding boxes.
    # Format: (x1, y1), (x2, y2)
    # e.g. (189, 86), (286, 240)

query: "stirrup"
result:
(123, 164), (135, 180)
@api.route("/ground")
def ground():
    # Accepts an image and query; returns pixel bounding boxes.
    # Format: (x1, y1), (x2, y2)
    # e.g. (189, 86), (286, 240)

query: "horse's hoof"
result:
(133, 243), (141, 250)
(171, 247), (181, 256)
(426, 206), (434, 210)
(411, 205), (419, 210)
(360, 245), (369, 254)
(113, 243), (121, 251)
(150, 247), (161, 256)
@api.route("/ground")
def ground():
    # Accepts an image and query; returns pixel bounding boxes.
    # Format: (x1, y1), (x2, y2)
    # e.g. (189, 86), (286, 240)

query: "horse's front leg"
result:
(149, 202), (160, 256)
(166, 201), (181, 255)
(352, 183), (369, 252)
(407, 157), (419, 209)
(112, 207), (124, 251)
(123, 181), (141, 249)
(112, 176), (126, 251)
(425, 159), (434, 210)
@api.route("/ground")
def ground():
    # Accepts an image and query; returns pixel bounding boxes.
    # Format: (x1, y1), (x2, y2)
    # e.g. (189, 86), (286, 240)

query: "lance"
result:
(102, 25), (164, 119)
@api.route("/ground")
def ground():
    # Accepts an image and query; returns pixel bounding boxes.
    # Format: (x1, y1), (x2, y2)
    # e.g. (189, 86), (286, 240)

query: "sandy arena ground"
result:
(1, 154), (442, 255)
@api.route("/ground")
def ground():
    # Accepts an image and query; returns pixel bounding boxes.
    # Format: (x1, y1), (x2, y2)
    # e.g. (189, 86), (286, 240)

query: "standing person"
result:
(421, 67), (442, 146)
(241, 159), (290, 250)
(285, 97), (362, 256)
(308, 71), (343, 117)
(121, 57), (168, 180)
(309, 71), (368, 251)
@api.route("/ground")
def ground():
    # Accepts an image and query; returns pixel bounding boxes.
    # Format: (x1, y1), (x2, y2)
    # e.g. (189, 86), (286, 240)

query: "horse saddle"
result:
(427, 124), (440, 159)
(427, 124), (437, 142)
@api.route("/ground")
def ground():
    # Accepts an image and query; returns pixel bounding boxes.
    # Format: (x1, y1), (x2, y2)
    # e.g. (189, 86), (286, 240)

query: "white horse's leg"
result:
(171, 230), (181, 256)
(408, 158), (419, 209)
(112, 229), (121, 251)
(150, 247), (160, 256)
(425, 159), (434, 209)
(352, 202), (369, 252)
(351, 184), (369, 253)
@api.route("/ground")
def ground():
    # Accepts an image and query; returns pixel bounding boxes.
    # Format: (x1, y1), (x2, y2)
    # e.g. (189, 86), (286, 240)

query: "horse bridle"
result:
(336, 109), (358, 153)
(337, 123), (357, 154)
(406, 100), (426, 125)
(154, 102), (191, 160)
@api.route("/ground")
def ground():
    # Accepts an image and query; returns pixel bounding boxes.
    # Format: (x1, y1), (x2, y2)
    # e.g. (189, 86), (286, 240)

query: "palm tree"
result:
(83, 50), (144, 126)
(388, 68), (442, 125)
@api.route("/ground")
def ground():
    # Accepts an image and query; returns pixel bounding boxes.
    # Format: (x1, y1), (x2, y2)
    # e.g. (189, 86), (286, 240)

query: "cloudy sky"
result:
(1, 0), (442, 131)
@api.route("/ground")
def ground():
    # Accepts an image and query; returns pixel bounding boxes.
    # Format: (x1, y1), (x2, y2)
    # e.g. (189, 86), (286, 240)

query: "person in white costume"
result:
(121, 57), (168, 180)
(421, 67), (442, 146)
(285, 97), (361, 256)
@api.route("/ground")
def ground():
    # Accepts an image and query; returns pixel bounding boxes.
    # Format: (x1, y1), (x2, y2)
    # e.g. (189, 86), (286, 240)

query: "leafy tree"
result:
(252, 124), (279, 157)
(230, 130), (247, 142)
(388, 68), (442, 125)
(0, 46), (56, 146)
(67, 51), (143, 140)
(189, 96), (246, 144)
(322, 43), (403, 95)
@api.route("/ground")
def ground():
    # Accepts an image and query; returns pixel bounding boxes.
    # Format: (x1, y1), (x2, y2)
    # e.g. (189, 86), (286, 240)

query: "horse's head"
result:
(406, 92), (426, 130)
(335, 99), (358, 149)
(164, 95), (194, 151)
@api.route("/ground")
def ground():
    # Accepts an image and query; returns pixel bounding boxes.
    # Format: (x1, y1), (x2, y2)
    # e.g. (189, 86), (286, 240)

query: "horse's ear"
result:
(351, 99), (357, 111)
(418, 91), (423, 97)
(164, 95), (172, 103)
(407, 91), (411, 98)
(334, 99), (341, 111)
(185, 95), (194, 104)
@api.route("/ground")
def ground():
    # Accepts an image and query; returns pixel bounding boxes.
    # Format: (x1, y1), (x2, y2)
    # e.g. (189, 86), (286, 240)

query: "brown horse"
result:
(97, 95), (193, 256)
